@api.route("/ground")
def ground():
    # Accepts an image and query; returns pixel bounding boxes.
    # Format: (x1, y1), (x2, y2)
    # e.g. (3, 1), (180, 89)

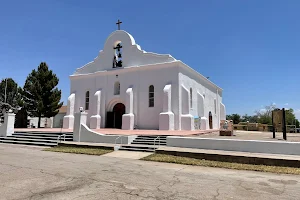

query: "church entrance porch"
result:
(106, 103), (125, 129)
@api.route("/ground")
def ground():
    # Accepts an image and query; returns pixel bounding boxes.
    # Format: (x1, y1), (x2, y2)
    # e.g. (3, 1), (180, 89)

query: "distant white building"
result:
(52, 106), (67, 128)
(63, 28), (226, 131)
(27, 116), (50, 128)
(28, 106), (67, 128)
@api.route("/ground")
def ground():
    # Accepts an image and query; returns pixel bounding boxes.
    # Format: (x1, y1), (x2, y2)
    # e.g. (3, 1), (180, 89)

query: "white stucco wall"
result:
(75, 123), (137, 144)
(167, 136), (300, 156)
(70, 63), (179, 130)
(0, 113), (15, 137)
(53, 113), (66, 128)
(178, 66), (223, 129)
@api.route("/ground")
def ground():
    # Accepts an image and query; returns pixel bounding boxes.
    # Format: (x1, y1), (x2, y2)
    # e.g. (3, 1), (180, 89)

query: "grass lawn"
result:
(44, 146), (113, 156)
(142, 154), (300, 175)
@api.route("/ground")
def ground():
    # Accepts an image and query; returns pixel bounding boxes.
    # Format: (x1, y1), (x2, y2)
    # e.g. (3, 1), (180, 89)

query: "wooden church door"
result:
(209, 111), (213, 129)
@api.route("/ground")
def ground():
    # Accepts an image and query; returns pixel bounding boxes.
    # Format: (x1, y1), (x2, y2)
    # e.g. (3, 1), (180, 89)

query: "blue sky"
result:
(0, 0), (300, 119)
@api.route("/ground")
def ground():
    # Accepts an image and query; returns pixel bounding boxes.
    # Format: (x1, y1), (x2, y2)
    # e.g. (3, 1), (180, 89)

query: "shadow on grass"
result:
(44, 146), (113, 156)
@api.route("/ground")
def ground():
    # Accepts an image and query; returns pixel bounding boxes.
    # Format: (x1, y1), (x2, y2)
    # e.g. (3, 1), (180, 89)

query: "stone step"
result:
(13, 131), (73, 134)
(132, 139), (167, 142)
(133, 140), (166, 144)
(12, 133), (73, 138)
(121, 144), (157, 148)
(0, 139), (57, 147)
(134, 137), (167, 140)
(118, 146), (156, 152)
(8, 135), (73, 140)
(134, 138), (167, 141)
(131, 144), (166, 147)
(0, 137), (58, 144)
(131, 141), (166, 145)
(14, 131), (72, 135)
(136, 136), (168, 138)
(131, 135), (167, 147)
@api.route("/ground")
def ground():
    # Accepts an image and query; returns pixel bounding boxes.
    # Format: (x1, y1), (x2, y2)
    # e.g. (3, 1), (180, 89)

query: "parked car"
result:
(290, 128), (300, 133)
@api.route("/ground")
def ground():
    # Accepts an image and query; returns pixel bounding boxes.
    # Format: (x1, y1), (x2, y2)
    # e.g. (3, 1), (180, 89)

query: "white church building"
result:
(63, 26), (226, 131)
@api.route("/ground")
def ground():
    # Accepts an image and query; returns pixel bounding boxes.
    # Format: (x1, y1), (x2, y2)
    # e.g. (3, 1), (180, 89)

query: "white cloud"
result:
(284, 103), (290, 110)
(259, 108), (266, 114)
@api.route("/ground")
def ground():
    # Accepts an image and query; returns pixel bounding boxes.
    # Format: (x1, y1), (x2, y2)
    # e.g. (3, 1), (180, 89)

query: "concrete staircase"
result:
(0, 132), (73, 147)
(119, 135), (167, 152)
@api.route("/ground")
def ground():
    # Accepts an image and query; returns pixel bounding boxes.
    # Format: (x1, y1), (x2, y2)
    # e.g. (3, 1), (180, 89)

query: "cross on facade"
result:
(116, 19), (122, 30)
(113, 43), (122, 51)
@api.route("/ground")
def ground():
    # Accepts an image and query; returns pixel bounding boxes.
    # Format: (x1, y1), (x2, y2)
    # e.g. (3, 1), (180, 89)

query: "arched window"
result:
(85, 91), (90, 110)
(114, 82), (120, 95)
(149, 85), (154, 107)
(190, 88), (193, 108)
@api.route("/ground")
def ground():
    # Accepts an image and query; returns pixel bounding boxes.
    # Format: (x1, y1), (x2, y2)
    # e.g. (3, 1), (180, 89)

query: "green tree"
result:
(255, 104), (277, 125)
(241, 114), (250, 122)
(0, 78), (22, 119)
(258, 115), (272, 125)
(284, 109), (300, 128)
(23, 62), (63, 128)
(241, 114), (259, 123)
(226, 114), (241, 124)
(14, 100), (28, 128)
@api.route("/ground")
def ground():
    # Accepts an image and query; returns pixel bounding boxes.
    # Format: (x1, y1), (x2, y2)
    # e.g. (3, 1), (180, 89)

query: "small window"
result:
(149, 85), (154, 107)
(85, 91), (90, 110)
(114, 82), (120, 95)
(190, 88), (193, 108)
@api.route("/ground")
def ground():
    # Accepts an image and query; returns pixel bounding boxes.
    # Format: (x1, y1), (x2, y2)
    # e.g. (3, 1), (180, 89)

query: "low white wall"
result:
(75, 123), (137, 144)
(167, 136), (300, 155)
(0, 124), (6, 137)
(0, 113), (15, 137)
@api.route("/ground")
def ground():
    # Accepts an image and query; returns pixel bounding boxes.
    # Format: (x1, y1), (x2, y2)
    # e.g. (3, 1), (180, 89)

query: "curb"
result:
(155, 149), (300, 168)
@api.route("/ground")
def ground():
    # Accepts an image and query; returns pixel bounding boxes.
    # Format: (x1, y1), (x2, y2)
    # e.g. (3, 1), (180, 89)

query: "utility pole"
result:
(282, 108), (287, 140)
(272, 111), (275, 138)
(4, 78), (7, 103)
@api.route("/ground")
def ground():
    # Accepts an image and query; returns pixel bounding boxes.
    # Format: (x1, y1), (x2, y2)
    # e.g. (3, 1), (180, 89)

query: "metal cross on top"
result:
(116, 19), (122, 30)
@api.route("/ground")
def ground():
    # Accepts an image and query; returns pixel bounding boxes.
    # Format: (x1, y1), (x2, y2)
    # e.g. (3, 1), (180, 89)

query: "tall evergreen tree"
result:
(23, 62), (63, 128)
(0, 78), (22, 120)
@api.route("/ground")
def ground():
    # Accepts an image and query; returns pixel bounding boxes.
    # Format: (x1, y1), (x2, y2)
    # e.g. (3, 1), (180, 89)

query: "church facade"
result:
(63, 29), (226, 131)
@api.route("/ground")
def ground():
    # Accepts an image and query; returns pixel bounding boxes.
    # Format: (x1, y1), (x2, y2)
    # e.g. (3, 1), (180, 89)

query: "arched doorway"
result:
(106, 103), (125, 129)
(209, 111), (213, 129)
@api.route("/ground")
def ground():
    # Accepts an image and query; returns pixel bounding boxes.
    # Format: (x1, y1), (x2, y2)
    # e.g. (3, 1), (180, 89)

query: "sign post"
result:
(282, 108), (287, 140)
(272, 111), (275, 138)
(272, 108), (287, 140)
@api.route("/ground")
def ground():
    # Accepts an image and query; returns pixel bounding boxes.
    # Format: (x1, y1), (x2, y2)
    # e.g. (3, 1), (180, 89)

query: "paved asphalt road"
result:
(1, 144), (300, 200)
